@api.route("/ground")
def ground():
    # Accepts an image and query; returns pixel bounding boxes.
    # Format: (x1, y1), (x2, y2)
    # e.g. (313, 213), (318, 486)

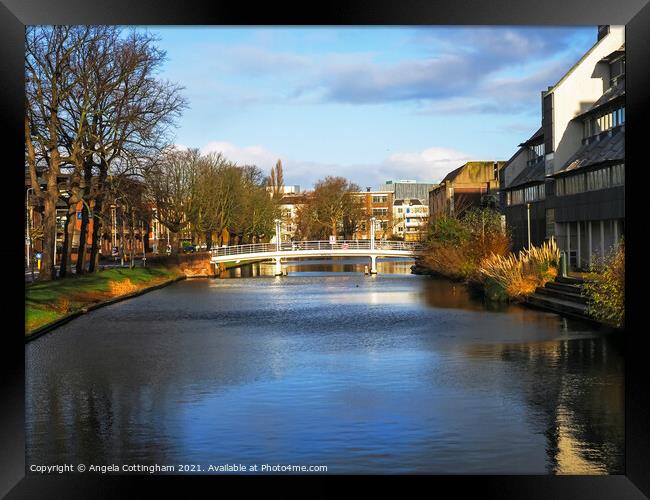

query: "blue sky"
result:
(142, 26), (596, 190)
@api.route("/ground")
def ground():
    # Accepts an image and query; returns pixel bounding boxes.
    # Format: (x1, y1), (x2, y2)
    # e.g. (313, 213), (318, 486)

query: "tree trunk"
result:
(60, 202), (77, 277)
(88, 160), (108, 273)
(169, 231), (180, 254)
(76, 203), (89, 274)
(206, 231), (212, 250)
(130, 211), (135, 269)
(88, 197), (104, 273)
(143, 221), (151, 254)
(59, 212), (72, 278)
(38, 196), (57, 281)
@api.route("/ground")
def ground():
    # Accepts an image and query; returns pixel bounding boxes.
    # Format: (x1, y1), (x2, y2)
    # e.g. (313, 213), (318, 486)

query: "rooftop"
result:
(553, 126), (625, 176)
(573, 77), (625, 121)
(440, 161), (506, 183)
(506, 161), (546, 190)
(518, 127), (544, 148)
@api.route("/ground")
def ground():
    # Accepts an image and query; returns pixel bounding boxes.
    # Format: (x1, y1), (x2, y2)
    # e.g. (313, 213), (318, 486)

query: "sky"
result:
(142, 26), (596, 190)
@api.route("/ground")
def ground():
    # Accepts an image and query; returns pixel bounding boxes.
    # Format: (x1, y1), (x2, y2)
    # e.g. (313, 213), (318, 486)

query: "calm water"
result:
(25, 258), (624, 474)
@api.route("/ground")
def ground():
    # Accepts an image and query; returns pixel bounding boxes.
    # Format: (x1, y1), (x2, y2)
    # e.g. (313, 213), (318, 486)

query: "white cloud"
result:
(200, 141), (279, 169)
(381, 147), (475, 183)
(191, 141), (475, 189)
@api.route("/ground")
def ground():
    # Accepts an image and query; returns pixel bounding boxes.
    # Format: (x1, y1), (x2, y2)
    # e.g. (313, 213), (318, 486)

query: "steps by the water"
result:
(525, 275), (592, 321)
(534, 286), (588, 305)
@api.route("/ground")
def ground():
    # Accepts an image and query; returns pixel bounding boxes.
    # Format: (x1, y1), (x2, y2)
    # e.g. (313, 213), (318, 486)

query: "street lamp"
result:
(526, 203), (531, 249)
(26, 187), (33, 270)
(274, 219), (282, 251)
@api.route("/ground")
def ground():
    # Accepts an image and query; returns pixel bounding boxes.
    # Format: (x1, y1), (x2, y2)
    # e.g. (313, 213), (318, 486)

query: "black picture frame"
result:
(3, 1), (649, 497)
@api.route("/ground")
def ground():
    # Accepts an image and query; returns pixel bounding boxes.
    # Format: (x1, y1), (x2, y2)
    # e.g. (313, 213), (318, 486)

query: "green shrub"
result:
(427, 215), (469, 244)
(422, 208), (511, 282)
(583, 240), (624, 328)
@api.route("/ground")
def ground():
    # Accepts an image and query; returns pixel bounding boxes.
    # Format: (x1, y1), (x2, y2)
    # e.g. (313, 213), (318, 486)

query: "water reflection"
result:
(25, 266), (623, 474)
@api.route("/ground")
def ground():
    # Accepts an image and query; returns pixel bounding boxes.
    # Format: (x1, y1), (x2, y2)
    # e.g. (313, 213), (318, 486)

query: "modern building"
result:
(500, 25), (625, 268)
(352, 189), (394, 240)
(377, 180), (435, 240)
(501, 129), (547, 250)
(429, 161), (505, 219)
(267, 185), (301, 196)
(393, 198), (429, 241)
(379, 179), (437, 203)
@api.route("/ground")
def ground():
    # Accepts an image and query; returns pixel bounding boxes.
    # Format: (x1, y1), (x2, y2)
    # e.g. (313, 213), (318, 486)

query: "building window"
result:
(372, 208), (388, 216)
(611, 163), (625, 186)
(583, 105), (625, 139)
(610, 57), (625, 87)
(507, 184), (544, 206)
(546, 209), (555, 238)
(372, 195), (387, 204)
(556, 164), (624, 196)
(556, 173), (585, 196)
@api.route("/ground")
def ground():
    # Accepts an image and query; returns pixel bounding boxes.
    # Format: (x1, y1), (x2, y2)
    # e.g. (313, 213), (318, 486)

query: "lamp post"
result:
(369, 216), (377, 274)
(141, 221), (146, 267)
(152, 207), (158, 255)
(275, 218), (282, 251)
(526, 203), (531, 249)
(53, 213), (59, 267)
(26, 187), (33, 270)
(274, 218), (282, 276)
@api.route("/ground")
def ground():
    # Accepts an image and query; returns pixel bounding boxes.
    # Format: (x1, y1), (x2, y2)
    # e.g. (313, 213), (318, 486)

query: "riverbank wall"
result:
(145, 252), (216, 277)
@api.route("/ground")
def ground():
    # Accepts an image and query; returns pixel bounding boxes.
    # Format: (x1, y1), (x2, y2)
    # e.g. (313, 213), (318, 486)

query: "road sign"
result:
(329, 235), (336, 244)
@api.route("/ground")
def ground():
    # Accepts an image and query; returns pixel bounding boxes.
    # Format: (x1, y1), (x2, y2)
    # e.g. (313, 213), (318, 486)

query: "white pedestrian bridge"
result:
(210, 240), (424, 275)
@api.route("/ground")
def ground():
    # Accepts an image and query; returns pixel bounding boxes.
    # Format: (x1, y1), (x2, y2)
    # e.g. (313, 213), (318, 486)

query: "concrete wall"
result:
(545, 25), (625, 174)
(502, 148), (528, 189)
(504, 200), (547, 251)
(146, 251), (216, 277)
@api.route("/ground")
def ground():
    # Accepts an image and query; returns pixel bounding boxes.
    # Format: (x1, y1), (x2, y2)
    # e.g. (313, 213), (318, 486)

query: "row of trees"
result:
(147, 149), (280, 252)
(26, 26), (187, 280)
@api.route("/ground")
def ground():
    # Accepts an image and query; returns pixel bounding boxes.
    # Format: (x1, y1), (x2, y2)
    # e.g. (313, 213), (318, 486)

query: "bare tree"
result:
(26, 26), (186, 279)
(296, 176), (362, 239)
(25, 26), (93, 280)
(83, 29), (186, 271)
(146, 148), (199, 254)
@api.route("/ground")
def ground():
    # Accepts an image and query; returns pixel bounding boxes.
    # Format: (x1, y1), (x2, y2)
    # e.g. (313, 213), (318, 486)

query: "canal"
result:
(25, 258), (624, 474)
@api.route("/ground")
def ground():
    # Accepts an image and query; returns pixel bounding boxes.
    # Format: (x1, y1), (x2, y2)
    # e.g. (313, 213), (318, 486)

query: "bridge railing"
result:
(210, 239), (423, 258)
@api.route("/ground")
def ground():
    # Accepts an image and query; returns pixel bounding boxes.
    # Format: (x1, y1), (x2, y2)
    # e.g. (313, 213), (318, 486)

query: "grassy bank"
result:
(25, 266), (184, 337)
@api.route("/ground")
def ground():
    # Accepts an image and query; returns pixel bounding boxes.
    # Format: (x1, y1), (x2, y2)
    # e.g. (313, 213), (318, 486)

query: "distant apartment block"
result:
(379, 180), (436, 241)
(393, 198), (429, 241)
(353, 189), (394, 240)
(267, 185), (301, 196)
